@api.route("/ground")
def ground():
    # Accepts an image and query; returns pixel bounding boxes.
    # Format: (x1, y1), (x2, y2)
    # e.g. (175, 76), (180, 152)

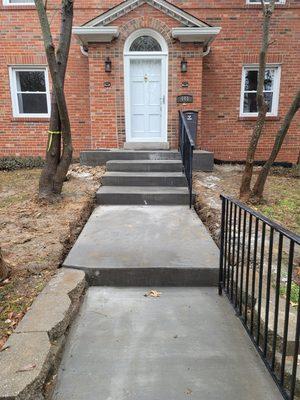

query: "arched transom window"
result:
(129, 35), (162, 52)
(124, 29), (168, 55)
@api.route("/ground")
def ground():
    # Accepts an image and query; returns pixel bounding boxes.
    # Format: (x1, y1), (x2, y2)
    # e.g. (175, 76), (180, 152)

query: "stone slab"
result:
(53, 287), (283, 400)
(0, 268), (86, 400)
(16, 268), (86, 341)
(0, 332), (51, 399)
(63, 206), (219, 286)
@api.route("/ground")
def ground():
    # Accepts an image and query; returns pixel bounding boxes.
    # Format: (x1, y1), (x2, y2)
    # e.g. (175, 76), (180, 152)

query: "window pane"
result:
(16, 71), (46, 92)
(17, 93), (48, 114)
(264, 69), (274, 91)
(264, 92), (273, 112)
(244, 70), (258, 91)
(243, 92), (273, 113)
(243, 93), (257, 113)
(129, 36), (162, 52)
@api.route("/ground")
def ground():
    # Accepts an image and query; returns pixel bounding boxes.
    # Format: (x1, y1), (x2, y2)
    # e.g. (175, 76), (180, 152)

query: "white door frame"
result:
(124, 29), (168, 143)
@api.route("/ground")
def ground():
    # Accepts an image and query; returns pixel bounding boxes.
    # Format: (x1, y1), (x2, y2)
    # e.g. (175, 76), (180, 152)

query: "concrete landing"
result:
(53, 287), (282, 400)
(80, 149), (214, 171)
(63, 206), (219, 286)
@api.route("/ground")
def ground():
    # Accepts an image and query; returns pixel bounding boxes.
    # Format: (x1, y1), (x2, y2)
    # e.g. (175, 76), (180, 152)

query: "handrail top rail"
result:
(179, 110), (195, 148)
(221, 194), (300, 245)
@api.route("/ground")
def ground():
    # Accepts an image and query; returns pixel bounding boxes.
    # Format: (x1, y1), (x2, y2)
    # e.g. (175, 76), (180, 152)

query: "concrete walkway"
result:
(53, 287), (282, 400)
(58, 203), (283, 399)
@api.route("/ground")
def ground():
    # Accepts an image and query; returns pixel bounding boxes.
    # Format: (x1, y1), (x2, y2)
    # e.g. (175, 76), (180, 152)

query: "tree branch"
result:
(251, 89), (300, 200)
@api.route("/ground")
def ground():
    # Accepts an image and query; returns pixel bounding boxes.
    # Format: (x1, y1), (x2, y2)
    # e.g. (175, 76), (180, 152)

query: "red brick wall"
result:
(0, 0), (299, 162)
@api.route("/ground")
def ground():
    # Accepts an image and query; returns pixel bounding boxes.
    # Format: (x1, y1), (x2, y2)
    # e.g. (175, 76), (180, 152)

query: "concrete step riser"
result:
(107, 163), (183, 173)
(96, 192), (191, 205)
(102, 176), (187, 187)
(84, 268), (218, 287)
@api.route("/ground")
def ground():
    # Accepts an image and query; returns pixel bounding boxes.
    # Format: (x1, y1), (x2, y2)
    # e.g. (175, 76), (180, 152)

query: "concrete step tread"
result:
(104, 171), (185, 177)
(107, 160), (182, 164)
(97, 186), (190, 194)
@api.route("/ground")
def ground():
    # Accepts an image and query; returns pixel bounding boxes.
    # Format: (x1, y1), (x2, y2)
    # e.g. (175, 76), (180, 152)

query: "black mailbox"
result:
(183, 110), (198, 144)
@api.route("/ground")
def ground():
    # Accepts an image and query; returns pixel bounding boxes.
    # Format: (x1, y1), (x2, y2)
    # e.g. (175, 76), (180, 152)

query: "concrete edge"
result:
(0, 268), (86, 400)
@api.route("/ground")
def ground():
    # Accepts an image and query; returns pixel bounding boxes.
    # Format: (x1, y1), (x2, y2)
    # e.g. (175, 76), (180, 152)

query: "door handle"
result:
(161, 95), (165, 105)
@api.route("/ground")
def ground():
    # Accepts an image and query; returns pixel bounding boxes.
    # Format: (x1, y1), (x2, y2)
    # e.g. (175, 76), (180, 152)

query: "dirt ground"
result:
(0, 164), (104, 348)
(194, 165), (300, 243)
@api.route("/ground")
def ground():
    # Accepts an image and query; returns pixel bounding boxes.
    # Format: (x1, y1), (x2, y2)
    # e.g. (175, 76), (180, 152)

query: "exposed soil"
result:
(0, 164), (105, 348)
(194, 165), (300, 244)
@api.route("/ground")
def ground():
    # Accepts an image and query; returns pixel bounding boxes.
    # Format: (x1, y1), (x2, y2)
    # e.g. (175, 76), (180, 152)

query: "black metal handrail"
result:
(219, 194), (300, 400)
(179, 111), (195, 208)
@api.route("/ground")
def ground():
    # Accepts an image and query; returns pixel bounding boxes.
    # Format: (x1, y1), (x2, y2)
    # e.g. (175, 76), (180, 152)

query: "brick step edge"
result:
(0, 268), (86, 400)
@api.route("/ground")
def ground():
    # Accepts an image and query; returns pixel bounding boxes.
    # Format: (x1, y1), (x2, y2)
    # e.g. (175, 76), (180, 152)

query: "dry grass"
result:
(0, 164), (105, 348)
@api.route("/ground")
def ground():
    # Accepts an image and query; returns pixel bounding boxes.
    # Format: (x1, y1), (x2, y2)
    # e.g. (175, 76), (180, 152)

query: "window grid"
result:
(9, 67), (51, 118)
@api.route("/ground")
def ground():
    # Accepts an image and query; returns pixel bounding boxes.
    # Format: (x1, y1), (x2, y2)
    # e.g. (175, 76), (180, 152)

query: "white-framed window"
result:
(240, 65), (281, 117)
(9, 67), (51, 118)
(3, 0), (35, 5)
(246, 0), (286, 4)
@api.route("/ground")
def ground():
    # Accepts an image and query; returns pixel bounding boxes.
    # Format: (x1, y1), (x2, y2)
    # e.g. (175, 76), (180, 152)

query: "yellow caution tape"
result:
(47, 130), (62, 152)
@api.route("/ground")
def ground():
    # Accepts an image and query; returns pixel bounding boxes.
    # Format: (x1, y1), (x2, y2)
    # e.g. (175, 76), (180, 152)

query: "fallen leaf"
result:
(186, 388), (193, 395)
(16, 364), (36, 373)
(144, 290), (161, 298)
(0, 345), (10, 352)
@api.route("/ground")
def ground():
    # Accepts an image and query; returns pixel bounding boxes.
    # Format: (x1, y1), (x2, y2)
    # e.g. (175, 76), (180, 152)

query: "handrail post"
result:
(219, 196), (226, 295)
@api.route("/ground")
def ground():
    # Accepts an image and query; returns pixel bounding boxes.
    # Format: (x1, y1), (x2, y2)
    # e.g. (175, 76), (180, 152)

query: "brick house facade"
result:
(0, 0), (299, 162)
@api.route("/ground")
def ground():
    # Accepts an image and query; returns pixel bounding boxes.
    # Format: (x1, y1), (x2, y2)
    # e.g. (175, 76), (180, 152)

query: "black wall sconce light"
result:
(105, 57), (112, 73)
(181, 58), (188, 73)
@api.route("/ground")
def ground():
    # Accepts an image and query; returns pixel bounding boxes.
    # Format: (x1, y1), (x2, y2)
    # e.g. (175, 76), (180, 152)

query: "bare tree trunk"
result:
(0, 248), (10, 282)
(36, 0), (74, 199)
(239, 0), (276, 201)
(251, 89), (300, 201)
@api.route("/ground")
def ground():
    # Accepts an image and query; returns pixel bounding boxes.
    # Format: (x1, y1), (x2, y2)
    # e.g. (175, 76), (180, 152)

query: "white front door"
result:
(126, 58), (167, 142)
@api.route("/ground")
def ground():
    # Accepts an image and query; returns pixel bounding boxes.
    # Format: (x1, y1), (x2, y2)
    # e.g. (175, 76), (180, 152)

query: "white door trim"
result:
(124, 55), (168, 142)
(124, 29), (168, 143)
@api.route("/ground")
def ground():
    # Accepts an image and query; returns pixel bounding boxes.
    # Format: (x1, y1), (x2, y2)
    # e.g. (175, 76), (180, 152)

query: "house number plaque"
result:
(177, 95), (193, 104)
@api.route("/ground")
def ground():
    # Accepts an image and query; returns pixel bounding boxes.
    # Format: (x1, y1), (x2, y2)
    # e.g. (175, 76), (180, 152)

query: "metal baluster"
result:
(245, 214), (253, 326)
(235, 207), (242, 309)
(271, 233), (283, 370)
(263, 227), (274, 358)
(256, 222), (266, 347)
(290, 279), (300, 400)
(219, 197), (226, 296)
(280, 240), (295, 386)
(250, 218), (259, 334)
(231, 204), (237, 301)
(227, 201), (233, 293)
(239, 210), (247, 316)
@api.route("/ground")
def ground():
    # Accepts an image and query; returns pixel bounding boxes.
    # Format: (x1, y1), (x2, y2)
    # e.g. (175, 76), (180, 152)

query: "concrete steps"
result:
(97, 186), (192, 205)
(107, 159), (182, 172)
(97, 156), (192, 206)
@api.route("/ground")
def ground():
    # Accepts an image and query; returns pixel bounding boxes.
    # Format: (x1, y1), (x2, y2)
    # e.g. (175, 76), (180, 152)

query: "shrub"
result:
(0, 156), (45, 171)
